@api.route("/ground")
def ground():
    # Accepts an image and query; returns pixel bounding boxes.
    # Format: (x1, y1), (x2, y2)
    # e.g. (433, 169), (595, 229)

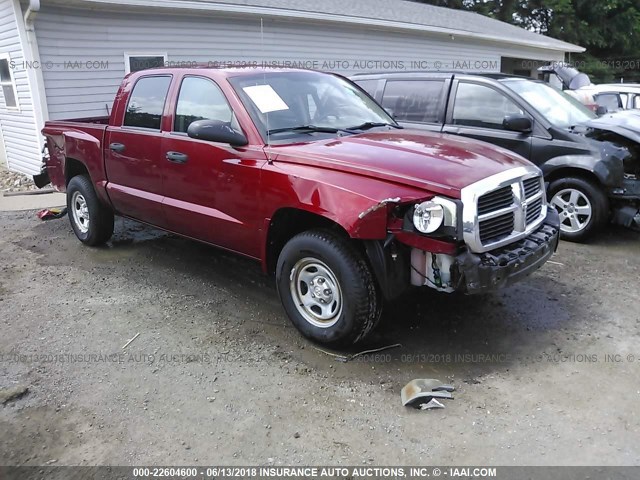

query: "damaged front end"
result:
(585, 112), (640, 230)
(363, 168), (561, 300)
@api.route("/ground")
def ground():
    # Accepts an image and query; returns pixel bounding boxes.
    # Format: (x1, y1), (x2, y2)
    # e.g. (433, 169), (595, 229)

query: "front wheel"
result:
(67, 174), (114, 246)
(548, 177), (609, 242)
(276, 229), (381, 348)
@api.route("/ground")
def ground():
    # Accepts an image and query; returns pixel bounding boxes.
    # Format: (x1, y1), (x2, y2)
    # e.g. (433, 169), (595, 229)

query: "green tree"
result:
(412, 0), (640, 82)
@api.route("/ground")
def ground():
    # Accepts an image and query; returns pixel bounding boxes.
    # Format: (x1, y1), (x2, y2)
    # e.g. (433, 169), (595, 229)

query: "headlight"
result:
(413, 201), (444, 233)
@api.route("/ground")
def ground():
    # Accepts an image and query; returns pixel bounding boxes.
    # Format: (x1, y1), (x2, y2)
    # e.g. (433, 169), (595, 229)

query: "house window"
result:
(124, 53), (167, 74)
(0, 53), (19, 109)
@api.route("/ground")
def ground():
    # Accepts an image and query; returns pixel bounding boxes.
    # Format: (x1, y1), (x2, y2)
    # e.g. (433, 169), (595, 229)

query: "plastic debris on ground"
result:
(37, 207), (67, 221)
(401, 378), (455, 410)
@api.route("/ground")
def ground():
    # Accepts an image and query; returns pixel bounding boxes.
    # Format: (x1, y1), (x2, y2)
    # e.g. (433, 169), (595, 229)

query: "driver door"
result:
(443, 81), (532, 160)
(160, 75), (265, 256)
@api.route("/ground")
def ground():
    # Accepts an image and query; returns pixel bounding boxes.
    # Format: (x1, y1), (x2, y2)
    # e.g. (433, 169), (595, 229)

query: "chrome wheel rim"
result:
(551, 188), (592, 233)
(71, 191), (90, 234)
(289, 258), (343, 328)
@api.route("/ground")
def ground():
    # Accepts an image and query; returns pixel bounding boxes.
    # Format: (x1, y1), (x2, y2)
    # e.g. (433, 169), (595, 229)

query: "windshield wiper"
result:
(267, 125), (341, 135)
(345, 121), (403, 131)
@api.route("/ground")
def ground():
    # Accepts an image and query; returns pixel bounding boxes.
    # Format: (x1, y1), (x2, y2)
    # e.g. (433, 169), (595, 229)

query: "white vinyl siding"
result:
(34, 5), (564, 121)
(0, 0), (41, 174)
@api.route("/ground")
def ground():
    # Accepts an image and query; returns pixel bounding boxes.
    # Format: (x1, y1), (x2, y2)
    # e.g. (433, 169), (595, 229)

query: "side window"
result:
(619, 93), (628, 108)
(0, 54), (18, 109)
(354, 80), (378, 97)
(634, 95), (640, 109)
(174, 77), (235, 133)
(594, 93), (621, 111)
(123, 76), (171, 130)
(452, 82), (524, 130)
(381, 80), (444, 123)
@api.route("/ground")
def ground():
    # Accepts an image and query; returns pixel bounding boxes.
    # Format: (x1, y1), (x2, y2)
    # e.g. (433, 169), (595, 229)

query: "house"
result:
(0, 0), (584, 175)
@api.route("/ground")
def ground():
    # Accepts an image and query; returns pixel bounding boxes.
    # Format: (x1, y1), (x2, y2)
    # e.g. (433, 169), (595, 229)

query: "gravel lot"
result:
(0, 211), (639, 467)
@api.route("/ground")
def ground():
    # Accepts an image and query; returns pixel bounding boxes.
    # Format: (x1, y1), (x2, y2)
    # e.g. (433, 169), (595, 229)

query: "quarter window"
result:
(382, 80), (445, 123)
(174, 77), (235, 133)
(123, 76), (171, 130)
(453, 82), (524, 130)
(0, 54), (18, 109)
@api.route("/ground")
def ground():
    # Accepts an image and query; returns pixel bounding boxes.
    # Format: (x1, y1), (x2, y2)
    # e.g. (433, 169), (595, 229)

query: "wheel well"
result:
(65, 157), (89, 184)
(265, 208), (350, 274)
(545, 167), (603, 189)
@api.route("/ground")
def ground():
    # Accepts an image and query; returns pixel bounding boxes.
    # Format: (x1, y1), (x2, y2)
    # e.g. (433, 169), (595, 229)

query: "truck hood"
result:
(269, 130), (532, 198)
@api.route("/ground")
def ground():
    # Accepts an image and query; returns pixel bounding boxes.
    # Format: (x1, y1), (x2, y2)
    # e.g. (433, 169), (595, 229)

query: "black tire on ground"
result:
(548, 176), (609, 242)
(66, 174), (114, 246)
(276, 229), (382, 348)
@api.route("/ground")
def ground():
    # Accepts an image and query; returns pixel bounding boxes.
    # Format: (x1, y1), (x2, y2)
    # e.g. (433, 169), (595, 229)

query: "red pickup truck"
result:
(36, 67), (560, 347)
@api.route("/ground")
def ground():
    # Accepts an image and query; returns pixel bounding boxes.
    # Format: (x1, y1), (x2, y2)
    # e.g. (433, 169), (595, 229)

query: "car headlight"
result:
(413, 201), (444, 233)
(413, 196), (461, 233)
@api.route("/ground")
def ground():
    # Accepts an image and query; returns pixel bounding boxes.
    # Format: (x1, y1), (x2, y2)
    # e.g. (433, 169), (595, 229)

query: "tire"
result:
(67, 174), (114, 246)
(548, 177), (609, 242)
(276, 229), (382, 348)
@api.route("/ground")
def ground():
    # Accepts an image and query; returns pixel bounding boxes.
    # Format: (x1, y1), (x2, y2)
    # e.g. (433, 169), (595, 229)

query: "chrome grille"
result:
(461, 167), (548, 253)
(526, 197), (543, 224)
(478, 186), (514, 215)
(479, 212), (515, 243)
(478, 186), (515, 244)
(523, 177), (542, 198)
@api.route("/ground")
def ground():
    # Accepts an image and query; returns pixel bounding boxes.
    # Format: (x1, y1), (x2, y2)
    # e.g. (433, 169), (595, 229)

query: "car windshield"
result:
(229, 71), (396, 143)
(502, 79), (596, 128)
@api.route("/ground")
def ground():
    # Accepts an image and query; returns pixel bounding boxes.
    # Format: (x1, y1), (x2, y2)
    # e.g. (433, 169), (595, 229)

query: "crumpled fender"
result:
(261, 162), (430, 240)
(541, 153), (624, 188)
(585, 110), (640, 145)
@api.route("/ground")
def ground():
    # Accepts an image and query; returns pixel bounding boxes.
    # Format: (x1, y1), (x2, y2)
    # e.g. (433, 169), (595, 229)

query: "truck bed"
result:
(42, 117), (110, 194)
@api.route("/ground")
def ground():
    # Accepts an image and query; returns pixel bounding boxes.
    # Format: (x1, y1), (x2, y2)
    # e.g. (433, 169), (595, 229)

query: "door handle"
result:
(166, 151), (189, 164)
(109, 143), (126, 153)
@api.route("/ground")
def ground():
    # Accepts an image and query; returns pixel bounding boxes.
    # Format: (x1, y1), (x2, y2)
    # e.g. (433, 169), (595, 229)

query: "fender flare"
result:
(540, 154), (623, 188)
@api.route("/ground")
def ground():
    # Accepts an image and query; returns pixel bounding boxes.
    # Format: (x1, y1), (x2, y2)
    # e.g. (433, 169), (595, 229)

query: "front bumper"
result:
(454, 209), (560, 294)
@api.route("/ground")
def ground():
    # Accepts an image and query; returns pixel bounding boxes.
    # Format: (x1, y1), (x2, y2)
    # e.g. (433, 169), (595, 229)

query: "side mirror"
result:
(187, 119), (248, 146)
(595, 105), (608, 116)
(503, 114), (532, 133)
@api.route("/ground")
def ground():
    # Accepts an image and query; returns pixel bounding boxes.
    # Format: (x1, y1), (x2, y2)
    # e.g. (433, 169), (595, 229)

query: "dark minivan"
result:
(352, 72), (640, 241)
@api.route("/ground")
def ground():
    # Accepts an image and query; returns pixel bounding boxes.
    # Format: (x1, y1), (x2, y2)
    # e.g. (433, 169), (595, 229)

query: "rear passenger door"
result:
(105, 75), (171, 227)
(443, 81), (532, 160)
(379, 79), (448, 133)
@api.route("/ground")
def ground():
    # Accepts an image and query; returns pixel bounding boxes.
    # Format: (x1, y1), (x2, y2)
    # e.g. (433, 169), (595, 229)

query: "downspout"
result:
(19, 0), (49, 154)
(24, 0), (41, 29)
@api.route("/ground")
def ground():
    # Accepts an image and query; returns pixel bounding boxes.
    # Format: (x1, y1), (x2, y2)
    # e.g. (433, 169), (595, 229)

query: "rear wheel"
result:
(67, 174), (114, 246)
(548, 177), (609, 242)
(276, 229), (381, 348)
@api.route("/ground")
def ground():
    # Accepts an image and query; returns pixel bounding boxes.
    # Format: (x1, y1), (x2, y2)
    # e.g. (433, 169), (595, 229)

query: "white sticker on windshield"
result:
(242, 85), (290, 113)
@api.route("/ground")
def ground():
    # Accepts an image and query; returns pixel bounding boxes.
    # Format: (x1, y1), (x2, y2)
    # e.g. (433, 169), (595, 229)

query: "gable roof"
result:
(44, 0), (585, 53)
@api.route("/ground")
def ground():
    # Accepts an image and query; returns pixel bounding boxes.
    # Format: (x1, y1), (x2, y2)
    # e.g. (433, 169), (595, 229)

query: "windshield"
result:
(229, 71), (396, 142)
(502, 79), (596, 128)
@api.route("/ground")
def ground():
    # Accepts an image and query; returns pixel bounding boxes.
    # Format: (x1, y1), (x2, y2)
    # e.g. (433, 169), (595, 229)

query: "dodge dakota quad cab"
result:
(36, 67), (559, 347)
(352, 72), (640, 241)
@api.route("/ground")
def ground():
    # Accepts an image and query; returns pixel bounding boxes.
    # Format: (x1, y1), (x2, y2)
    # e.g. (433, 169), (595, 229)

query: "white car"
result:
(573, 84), (640, 112)
(537, 64), (640, 113)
